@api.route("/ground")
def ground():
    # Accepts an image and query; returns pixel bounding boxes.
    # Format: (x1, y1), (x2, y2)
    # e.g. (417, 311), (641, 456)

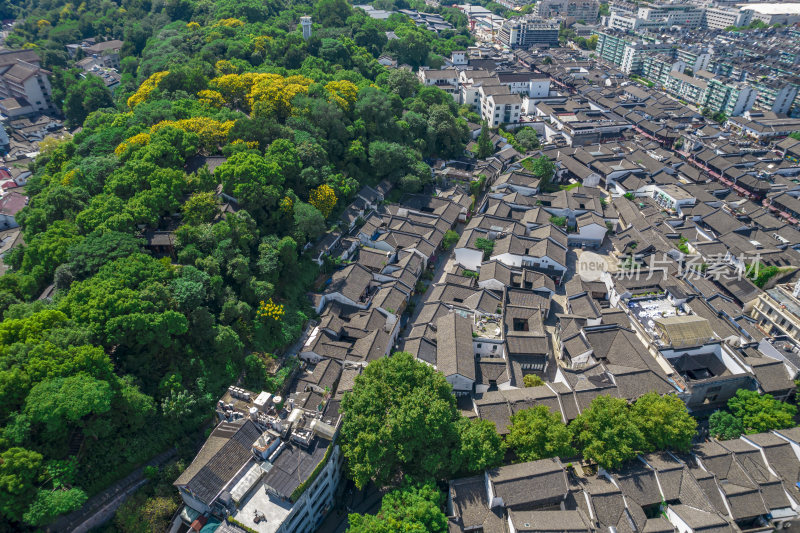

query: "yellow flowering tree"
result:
(150, 117), (234, 153)
(186, 21), (201, 31)
(127, 71), (169, 109)
(36, 20), (51, 36)
(309, 184), (337, 218)
(60, 168), (80, 186)
(114, 132), (151, 157)
(257, 299), (285, 321)
(279, 196), (294, 215)
(214, 59), (238, 75)
(216, 18), (244, 27)
(253, 36), (272, 55)
(207, 73), (312, 118)
(229, 139), (259, 150)
(248, 74), (313, 119)
(325, 80), (358, 111)
(197, 89), (225, 108)
(208, 72), (259, 109)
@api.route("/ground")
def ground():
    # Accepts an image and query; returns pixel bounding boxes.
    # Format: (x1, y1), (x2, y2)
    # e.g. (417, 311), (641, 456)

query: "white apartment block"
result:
(607, 2), (704, 31)
(533, 0), (600, 22)
(482, 93), (522, 127)
(751, 283), (800, 345)
(740, 3), (800, 26)
(0, 50), (56, 115)
(417, 69), (460, 99)
(703, 6), (752, 29)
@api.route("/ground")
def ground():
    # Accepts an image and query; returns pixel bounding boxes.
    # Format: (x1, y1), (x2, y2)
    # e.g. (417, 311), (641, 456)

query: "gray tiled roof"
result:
(176, 420), (261, 506)
(488, 457), (568, 509)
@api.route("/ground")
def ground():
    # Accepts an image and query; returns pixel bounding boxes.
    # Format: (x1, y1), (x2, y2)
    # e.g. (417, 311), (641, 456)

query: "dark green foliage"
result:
(569, 395), (646, 469)
(515, 127), (539, 150)
(529, 155), (557, 191)
(709, 410), (744, 440)
(113, 461), (184, 533)
(340, 352), (502, 489)
(62, 73), (114, 128)
(66, 231), (142, 281)
(476, 126), (493, 158)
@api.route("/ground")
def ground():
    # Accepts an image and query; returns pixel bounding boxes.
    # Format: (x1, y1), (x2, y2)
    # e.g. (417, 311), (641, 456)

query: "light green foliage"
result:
(727, 389), (796, 434)
(0, 447), (43, 522)
(442, 230), (459, 250)
(347, 483), (448, 533)
(630, 392), (696, 452)
(23, 488), (88, 526)
(523, 374), (544, 387)
(181, 192), (219, 225)
(25, 374), (113, 435)
(507, 405), (574, 462)
(475, 237), (494, 260)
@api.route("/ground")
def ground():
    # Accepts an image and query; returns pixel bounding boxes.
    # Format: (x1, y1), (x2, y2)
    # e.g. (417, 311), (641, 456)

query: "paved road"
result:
(72, 478), (149, 533)
(46, 448), (177, 533)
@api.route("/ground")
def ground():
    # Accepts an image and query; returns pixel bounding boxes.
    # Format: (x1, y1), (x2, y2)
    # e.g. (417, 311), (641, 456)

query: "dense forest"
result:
(0, 0), (474, 529)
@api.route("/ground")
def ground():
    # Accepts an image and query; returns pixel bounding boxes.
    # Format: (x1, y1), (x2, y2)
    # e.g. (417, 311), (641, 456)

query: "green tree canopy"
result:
(523, 374), (544, 387)
(727, 389), (797, 434)
(340, 351), (461, 489)
(347, 482), (447, 533)
(709, 410), (744, 440)
(631, 392), (697, 452)
(515, 127), (539, 151)
(441, 230), (459, 250)
(569, 395), (645, 469)
(507, 405), (574, 462)
(63, 73), (114, 127)
(476, 125), (493, 159)
(181, 192), (219, 225)
(530, 155), (556, 191)
(0, 447), (43, 523)
(25, 374), (114, 437)
(454, 418), (505, 475)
